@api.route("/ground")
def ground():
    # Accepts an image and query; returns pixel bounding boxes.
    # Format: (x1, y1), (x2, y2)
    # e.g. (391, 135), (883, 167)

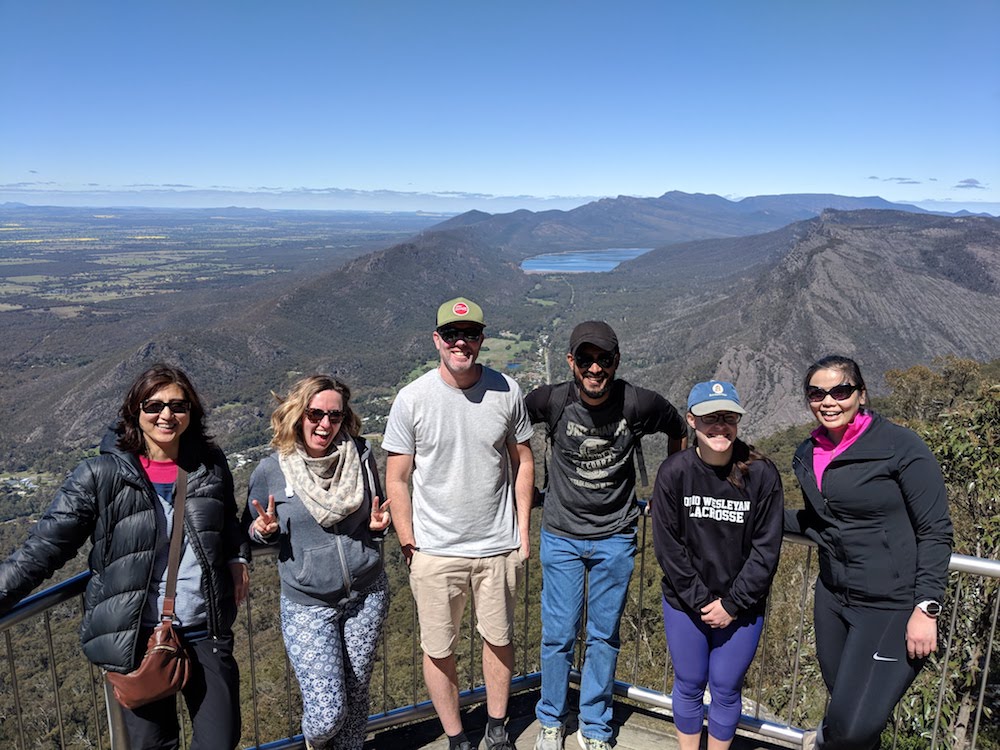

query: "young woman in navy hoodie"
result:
(652, 380), (784, 750)
(786, 355), (953, 750)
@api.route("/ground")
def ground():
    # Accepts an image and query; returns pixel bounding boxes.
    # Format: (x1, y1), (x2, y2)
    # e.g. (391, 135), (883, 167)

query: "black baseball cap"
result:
(568, 321), (619, 355)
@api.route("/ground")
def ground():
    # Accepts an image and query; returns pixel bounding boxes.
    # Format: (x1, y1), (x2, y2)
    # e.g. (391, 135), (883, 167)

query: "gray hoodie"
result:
(246, 437), (384, 607)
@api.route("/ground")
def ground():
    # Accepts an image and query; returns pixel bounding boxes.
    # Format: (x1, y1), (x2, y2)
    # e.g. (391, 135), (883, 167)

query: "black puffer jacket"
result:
(0, 429), (248, 673)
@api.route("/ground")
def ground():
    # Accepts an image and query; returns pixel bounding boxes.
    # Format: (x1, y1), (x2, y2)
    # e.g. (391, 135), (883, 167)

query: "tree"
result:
(882, 359), (1000, 749)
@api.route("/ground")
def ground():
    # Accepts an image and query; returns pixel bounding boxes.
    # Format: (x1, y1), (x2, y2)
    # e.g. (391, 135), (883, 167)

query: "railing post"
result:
(4, 630), (26, 750)
(104, 679), (132, 750)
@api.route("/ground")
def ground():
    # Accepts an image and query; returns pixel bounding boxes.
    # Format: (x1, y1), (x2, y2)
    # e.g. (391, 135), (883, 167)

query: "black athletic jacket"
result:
(786, 412), (953, 609)
(0, 429), (247, 672)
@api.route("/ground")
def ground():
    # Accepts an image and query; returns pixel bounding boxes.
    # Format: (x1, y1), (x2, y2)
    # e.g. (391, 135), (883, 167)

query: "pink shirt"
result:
(811, 411), (873, 490)
(140, 456), (178, 484)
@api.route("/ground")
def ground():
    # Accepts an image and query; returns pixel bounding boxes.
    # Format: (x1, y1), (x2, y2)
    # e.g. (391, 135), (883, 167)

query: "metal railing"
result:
(2, 515), (998, 750)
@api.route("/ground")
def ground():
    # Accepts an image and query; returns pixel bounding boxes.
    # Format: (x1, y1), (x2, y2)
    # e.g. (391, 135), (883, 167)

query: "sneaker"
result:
(484, 724), (515, 750)
(533, 724), (564, 750)
(453, 741), (474, 750)
(801, 729), (818, 750)
(575, 731), (612, 750)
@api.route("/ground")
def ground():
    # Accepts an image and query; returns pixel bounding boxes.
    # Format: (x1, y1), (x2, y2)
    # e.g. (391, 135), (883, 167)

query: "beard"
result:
(574, 370), (614, 401)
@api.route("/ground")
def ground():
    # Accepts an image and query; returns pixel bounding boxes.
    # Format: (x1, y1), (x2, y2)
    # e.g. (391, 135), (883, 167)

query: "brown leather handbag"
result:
(106, 469), (192, 709)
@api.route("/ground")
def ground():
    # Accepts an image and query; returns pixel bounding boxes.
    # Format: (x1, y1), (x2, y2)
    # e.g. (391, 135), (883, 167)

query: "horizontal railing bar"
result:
(7, 538), (995, 635)
(948, 552), (1000, 577)
(614, 679), (808, 746)
(0, 570), (89, 632)
(243, 674), (543, 750)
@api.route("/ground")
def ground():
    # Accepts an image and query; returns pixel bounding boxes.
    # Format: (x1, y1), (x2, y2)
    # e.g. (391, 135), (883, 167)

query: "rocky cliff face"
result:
(614, 210), (1000, 435)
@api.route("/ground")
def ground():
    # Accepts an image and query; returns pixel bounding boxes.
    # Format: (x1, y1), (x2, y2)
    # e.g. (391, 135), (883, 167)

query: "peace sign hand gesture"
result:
(369, 496), (392, 532)
(251, 495), (279, 539)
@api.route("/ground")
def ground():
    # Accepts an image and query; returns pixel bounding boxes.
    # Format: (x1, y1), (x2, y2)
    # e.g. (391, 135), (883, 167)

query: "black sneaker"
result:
(484, 724), (515, 750)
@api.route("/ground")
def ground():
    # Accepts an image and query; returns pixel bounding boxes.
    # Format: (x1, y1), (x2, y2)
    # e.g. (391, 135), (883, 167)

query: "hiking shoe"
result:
(575, 731), (612, 750)
(534, 724), (564, 750)
(484, 724), (515, 750)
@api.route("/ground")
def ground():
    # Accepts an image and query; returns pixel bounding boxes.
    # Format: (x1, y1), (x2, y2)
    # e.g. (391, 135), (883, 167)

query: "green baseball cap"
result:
(436, 297), (485, 327)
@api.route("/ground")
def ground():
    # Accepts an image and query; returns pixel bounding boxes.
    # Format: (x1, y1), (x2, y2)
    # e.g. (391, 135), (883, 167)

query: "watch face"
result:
(922, 601), (942, 616)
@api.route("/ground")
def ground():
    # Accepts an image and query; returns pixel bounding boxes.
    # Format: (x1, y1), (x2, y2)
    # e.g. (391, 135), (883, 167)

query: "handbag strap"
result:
(160, 468), (188, 622)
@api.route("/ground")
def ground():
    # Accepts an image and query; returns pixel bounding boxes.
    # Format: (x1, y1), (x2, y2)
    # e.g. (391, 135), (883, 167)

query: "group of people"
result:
(0, 294), (953, 750)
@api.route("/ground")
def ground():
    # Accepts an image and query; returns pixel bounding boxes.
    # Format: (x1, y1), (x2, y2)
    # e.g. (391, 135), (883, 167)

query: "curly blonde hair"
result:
(270, 375), (362, 455)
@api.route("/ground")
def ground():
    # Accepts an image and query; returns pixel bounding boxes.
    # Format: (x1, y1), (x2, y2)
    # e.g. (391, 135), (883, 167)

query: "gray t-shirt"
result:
(526, 379), (686, 539)
(382, 366), (533, 557)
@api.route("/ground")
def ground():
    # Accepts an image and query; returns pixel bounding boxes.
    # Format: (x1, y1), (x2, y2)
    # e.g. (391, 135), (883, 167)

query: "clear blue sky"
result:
(2, 0), (998, 213)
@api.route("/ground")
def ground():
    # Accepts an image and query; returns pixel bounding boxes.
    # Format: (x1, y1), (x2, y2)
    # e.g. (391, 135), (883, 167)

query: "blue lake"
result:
(521, 247), (653, 273)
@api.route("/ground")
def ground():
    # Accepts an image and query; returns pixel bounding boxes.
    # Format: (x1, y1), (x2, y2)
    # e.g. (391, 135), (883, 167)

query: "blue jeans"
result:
(535, 528), (637, 742)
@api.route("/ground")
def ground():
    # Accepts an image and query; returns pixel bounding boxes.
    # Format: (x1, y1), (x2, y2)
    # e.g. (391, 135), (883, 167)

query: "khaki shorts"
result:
(408, 549), (524, 658)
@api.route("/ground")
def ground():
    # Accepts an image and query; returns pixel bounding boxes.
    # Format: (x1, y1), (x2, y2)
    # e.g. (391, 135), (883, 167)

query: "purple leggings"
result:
(662, 598), (764, 741)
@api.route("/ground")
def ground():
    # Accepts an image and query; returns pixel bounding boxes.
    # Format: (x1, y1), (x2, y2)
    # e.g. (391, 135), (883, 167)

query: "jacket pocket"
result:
(294, 543), (347, 595)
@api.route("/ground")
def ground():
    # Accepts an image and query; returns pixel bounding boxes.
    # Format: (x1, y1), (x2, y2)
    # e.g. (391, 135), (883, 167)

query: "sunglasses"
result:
(304, 408), (345, 423)
(140, 399), (191, 415)
(437, 326), (484, 344)
(806, 384), (860, 403)
(698, 412), (742, 425)
(573, 352), (616, 369)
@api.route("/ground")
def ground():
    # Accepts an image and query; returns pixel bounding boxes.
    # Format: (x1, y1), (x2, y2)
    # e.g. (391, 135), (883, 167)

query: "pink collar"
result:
(811, 411), (873, 490)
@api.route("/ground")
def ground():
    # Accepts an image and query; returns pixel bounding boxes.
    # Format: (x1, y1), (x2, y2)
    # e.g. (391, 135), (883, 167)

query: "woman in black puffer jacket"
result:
(0, 363), (249, 750)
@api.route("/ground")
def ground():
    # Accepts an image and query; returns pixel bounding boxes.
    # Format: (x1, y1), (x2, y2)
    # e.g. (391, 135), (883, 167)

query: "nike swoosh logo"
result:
(872, 652), (898, 662)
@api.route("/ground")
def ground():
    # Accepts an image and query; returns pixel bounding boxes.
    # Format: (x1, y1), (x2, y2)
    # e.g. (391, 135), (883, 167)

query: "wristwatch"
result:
(916, 600), (942, 617)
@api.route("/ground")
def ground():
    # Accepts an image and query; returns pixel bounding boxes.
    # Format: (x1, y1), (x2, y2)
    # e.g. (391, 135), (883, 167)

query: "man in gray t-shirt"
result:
(384, 297), (534, 750)
(525, 321), (686, 750)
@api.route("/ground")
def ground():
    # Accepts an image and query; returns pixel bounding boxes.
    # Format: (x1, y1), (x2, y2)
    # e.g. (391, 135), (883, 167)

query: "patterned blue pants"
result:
(280, 572), (389, 750)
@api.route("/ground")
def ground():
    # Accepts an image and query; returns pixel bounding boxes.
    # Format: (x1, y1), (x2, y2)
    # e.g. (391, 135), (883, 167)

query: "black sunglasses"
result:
(574, 352), (616, 370)
(437, 326), (484, 344)
(806, 384), (860, 403)
(140, 399), (192, 415)
(304, 408), (345, 423)
(698, 413), (742, 425)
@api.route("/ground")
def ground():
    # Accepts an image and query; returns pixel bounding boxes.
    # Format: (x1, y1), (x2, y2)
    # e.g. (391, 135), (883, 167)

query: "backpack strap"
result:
(621, 382), (648, 487)
(541, 382), (574, 499)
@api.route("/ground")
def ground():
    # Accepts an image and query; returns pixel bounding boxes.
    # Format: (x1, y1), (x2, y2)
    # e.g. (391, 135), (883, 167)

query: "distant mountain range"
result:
(2, 193), (998, 462)
(429, 191), (939, 252)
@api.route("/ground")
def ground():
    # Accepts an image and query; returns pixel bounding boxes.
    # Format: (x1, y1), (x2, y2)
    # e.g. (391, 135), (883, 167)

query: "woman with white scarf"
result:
(247, 375), (391, 750)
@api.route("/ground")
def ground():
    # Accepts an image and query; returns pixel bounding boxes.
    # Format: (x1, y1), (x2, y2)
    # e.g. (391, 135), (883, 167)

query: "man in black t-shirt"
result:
(525, 321), (686, 750)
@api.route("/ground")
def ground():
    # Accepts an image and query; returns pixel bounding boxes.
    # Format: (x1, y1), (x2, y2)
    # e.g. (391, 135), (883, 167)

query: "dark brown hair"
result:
(115, 363), (215, 456)
(726, 438), (769, 489)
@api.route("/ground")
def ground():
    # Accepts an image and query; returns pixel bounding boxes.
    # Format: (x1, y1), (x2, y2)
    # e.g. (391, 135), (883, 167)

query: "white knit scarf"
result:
(278, 430), (364, 528)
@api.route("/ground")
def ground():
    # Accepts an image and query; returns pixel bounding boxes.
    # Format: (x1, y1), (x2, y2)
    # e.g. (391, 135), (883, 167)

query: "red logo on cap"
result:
(453, 303), (469, 316)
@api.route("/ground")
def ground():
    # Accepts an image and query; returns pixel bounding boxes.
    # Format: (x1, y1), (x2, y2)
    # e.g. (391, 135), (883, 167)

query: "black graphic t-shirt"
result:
(526, 380), (686, 539)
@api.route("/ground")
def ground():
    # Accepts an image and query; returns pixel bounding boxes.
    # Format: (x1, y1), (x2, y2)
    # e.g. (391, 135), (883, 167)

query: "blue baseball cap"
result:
(687, 380), (747, 416)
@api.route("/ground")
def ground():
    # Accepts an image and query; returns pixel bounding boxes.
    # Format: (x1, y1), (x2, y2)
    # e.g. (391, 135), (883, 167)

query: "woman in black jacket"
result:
(0, 363), (249, 750)
(785, 355), (953, 750)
